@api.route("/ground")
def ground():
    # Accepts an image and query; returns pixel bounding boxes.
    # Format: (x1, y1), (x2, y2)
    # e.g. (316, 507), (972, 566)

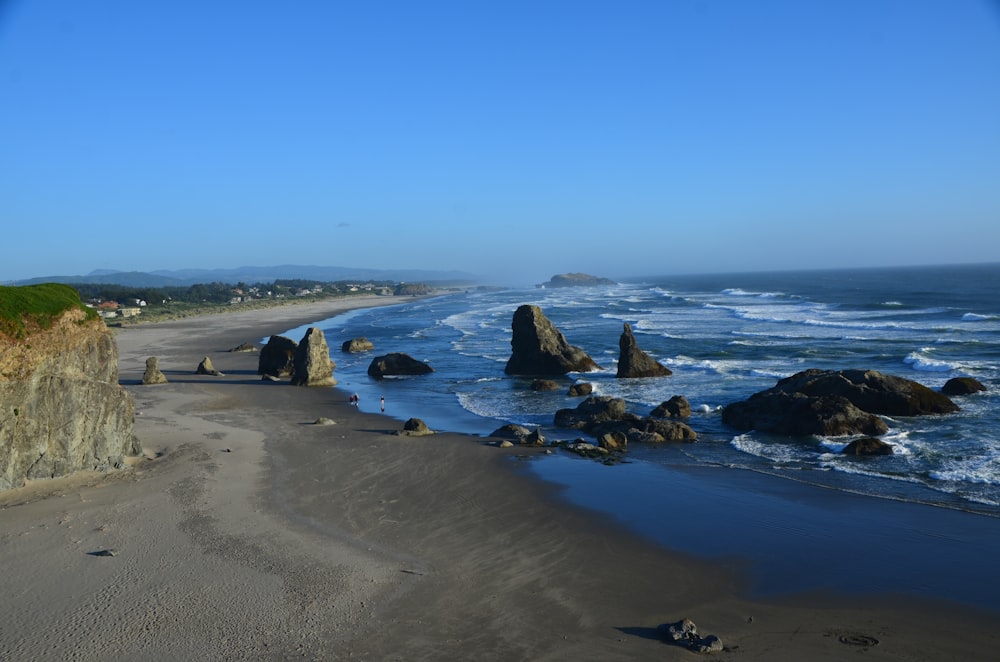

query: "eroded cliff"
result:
(0, 285), (139, 491)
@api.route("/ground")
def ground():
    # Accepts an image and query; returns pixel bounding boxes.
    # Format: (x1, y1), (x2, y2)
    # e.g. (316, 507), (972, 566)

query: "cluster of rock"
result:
(0, 306), (140, 491)
(258, 328), (336, 386)
(555, 396), (697, 445)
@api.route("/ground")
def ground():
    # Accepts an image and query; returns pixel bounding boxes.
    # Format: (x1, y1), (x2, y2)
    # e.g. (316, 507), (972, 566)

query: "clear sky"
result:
(2, 1), (998, 285)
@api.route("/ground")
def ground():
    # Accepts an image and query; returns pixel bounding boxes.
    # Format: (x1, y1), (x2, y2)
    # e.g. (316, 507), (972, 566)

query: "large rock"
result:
(142, 357), (168, 385)
(616, 323), (672, 378)
(258, 335), (297, 378)
(770, 369), (959, 416)
(367, 353), (434, 379)
(291, 327), (336, 386)
(723, 369), (958, 438)
(723, 391), (888, 437)
(0, 293), (140, 492)
(568, 382), (593, 397)
(942, 377), (986, 396)
(342, 337), (374, 353)
(539, 273), (616, 288)
(504, 305), (600, 376)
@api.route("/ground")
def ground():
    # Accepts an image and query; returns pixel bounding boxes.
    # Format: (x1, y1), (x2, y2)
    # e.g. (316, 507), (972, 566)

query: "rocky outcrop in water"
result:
(367, 353), (433, 378)
(291, 328), (336, 386)
(258, 335), (297, 378)
(342, 337), (375, 353)
(0, 289), (140, 491)
(942, 377), (986, 396)
(538, 273), (616, 288)
(504, 305), (600, 376)
(722, 369), (958, 437)
(616, 323), (672, 378)
(651, 395), (690, 419)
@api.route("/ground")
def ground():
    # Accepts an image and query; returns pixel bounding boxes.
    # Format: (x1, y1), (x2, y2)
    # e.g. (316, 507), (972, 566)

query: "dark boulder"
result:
(342, 337), (375, 353)
(531, 379), (561, 391)
(770, 369), (958, 416)
(616, 323), (671, 378)
(723, 391), (888, 437)
(651, 395), (691, 419)
(398, 418), (434, 436)
(505, 305), (600, 376)
(640, 417), (698, 441)
(554, 396), (626, 431)
(568, 382), (593, 397)
(367, 352), (434, 379)
(843, 437), (894, 456)
(722, 369), (958, 438)
(942, 377), (987, 396)
(258, 335), (297, 378)
(290, 327), (336, 386)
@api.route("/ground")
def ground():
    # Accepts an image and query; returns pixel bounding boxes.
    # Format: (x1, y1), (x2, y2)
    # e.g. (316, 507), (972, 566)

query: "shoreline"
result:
(2, 296), (998, 660)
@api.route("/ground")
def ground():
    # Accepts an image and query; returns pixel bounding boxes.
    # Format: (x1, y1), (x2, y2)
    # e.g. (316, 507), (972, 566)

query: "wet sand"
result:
(2, 296), (998, 660)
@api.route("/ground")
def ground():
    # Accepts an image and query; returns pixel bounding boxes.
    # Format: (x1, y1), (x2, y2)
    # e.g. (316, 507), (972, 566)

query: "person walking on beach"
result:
(380, 395), (385, 413)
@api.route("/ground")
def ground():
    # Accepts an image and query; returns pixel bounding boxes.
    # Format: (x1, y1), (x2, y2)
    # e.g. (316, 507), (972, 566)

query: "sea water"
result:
(282, 262), (1000, 604)
(287, 263), (1000, 513)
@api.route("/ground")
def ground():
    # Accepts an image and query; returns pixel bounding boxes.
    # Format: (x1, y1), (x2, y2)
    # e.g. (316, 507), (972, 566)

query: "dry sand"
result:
(2, 295), (998, 660)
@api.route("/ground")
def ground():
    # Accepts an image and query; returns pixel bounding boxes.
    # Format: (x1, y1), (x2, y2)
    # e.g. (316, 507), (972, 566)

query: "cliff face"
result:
(0, 306), (139, 491)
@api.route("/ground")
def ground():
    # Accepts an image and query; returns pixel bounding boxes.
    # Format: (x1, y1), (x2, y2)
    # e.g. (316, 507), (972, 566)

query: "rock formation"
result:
(504, 305), (600, 376)
(0, 285), (140, 491)
(568, 382), (593, 397)
(843, 437), (894, 455)
(554, 396), (697, 442)
(651, 395), (691, 418)
(722, 369), (958, 437)
(229, 342), (257, 353)
(258, 335), (297, 378)
(367, 353), (434, 378)
(539, 273), (616, 288)
(616, 323), (672, 378)
(196, 356), (224, 376)
(141, 357), (168, 385)
(942, 377), (986, 396)
(341, 337), (375, 353)
(290, 327), (336, 386)
(398, 418), (434, 436)
(531, 379), (561, 391)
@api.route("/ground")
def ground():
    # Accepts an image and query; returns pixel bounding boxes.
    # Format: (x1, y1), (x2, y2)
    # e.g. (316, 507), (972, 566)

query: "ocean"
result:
(280, 262), (1000, 604)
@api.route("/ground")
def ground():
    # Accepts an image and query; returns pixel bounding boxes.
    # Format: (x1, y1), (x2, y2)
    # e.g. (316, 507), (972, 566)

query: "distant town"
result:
(73, 279), (434, 322)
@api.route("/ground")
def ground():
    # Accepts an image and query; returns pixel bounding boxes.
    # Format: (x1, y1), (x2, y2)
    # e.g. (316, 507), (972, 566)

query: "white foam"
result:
(903, 349), (963, 372)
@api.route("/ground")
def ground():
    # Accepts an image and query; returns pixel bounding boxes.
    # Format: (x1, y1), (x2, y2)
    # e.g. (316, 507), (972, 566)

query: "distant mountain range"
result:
(12, 265), (481, 288)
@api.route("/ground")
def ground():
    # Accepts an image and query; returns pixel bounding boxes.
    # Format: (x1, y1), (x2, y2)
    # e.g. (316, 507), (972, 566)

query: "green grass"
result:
(0, 283), (98, 339)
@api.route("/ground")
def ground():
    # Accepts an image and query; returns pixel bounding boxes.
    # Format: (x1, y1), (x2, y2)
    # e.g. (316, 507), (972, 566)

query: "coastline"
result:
(2, 296), (998, 660)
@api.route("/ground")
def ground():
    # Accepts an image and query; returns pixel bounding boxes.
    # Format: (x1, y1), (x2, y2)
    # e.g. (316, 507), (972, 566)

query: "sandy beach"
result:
(2, 295), (998, 661)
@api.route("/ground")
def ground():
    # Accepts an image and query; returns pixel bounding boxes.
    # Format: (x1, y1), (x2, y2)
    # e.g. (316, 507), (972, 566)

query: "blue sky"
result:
(2, 1), (998, 284)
